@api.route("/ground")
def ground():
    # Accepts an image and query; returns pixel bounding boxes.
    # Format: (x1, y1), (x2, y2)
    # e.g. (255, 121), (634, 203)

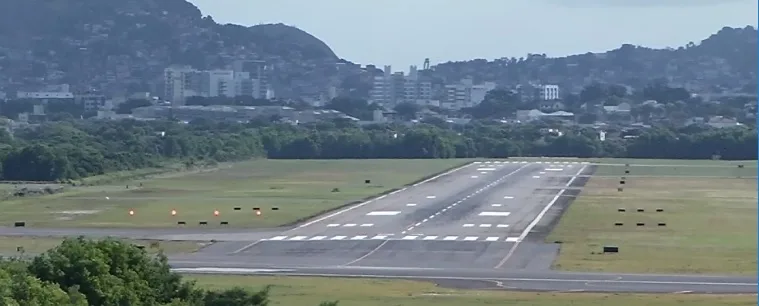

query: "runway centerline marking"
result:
(326, 224), (340, 227)
(504, 196), (514, 199)
(406, 203), (417, 206)
(291, 162), (473, 230)
(426, 196), (436, 199)
(366, 211), (401, 216)
(478, 212), (511, 217)
(496, 165), (588, 269)
(491, 204), (502, 207)
(344, 223), (357, 227)
(360, 224), (374, 227)
(405, 163), (531, 231)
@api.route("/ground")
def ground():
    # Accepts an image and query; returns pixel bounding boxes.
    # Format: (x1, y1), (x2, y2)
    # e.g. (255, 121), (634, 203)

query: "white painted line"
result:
(443, 236), (458, 241)
(491, 204), (502, 207)
(496, 165), (588, 268)
(497, 224), (509, 228)
(330, 236), (347, 240)
(172, 268), (295, 274)
(326, 224), (340, 227)
(268, 236), (287, 241)
(423, 236), (438, 240)
(532, 176), (541, 178)
(484, 161), (492, 164)
(371, 235), (388, 240)
(406, 203), (417, 207)
(478, 212), (511, 217)
(539, 172), (546, 174)
(343, 223), (357, 227)
(426, 196), (436, 199)
(366, 211), (401, 216)
(310, 236), (327, 240)
(536, 161), (543, 164)
(471, 176), (478, 178)
(545, 168), (564, 171)
(290, 236), (308, 241)
(402, 235), (419, 240)
(463, 224), (475, 227)
(480, 172), (487, 174)
(521, 161), (528, 164)
(476, 168), (496, 171)
(479, 224), (492, 228)
(360, 223), (374, 227)
(473, 161), (482, 164)
(505, 237), (519, 242)
(463, 236), (478, 241)
(351, 235), (367, 240)
(293, 161), (473, 230)
(485, 237), (500, 241)
(504, 196), (514, 199)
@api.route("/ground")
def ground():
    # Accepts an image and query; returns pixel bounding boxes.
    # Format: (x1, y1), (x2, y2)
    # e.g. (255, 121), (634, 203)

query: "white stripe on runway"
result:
(290, 236), (307, 241)
(505, 237), (519, 242)
(402, 235), (419, 240)
(497, 224), (509, 228)
(371, 235), (388, 240)
(443, 236), (458, 241)
(360, 224), (374, 227)
(479, 224), (492, 228)
(326, 224), (340, 227)
(463, 224), (475, 227)
(330, 236), (347, 240)
(423, 236), (438, 240)
(485, 237), (500, 241)
(268, 236), (287, 241)
(478, 212), (511, 216)
(344, 223), (357, 227)
(351, 235), (367, 240)
(310, 236), (327, 240)
(463, 236), (478, 241)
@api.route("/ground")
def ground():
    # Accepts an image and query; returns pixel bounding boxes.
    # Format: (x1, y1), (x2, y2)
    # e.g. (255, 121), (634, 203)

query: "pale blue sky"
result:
(189, 0), (757, 72)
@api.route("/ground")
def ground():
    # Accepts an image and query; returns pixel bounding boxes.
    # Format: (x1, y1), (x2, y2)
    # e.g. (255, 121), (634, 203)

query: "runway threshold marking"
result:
(495, 165), (588, 268)
(478, 212), (511, 216)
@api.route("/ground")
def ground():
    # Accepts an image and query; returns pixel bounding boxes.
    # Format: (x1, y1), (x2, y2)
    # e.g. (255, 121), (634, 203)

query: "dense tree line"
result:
(0, 118), (754, 182)
(0, 237), (337, 305)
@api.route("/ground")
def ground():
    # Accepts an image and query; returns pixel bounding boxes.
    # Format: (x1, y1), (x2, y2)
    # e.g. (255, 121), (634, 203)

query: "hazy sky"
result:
(189, 0), (757, 72)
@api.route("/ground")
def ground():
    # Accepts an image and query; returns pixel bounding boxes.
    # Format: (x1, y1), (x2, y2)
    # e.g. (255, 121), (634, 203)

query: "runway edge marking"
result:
(231, 161), (474, 254)
(495, 165), (588, 269)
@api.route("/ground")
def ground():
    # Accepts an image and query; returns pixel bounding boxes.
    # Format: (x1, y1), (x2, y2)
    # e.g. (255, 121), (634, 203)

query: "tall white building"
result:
(369, 65), (433, 106)
(163, 66), (267, 105)
(539, 85), (560, 100)
(443, 78), (496, 109)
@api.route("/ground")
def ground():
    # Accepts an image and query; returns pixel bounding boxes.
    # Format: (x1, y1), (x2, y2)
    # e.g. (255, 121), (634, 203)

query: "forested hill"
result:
(0, 0), (338, 92)
(1, 119), (755, 182)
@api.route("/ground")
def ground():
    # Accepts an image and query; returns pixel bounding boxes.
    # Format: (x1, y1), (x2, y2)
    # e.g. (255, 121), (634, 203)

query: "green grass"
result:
(547, 162), (758, 275)
(0, 159), (468, 228)
(187, 275), (757, 306)
(0, 236), (210, 254)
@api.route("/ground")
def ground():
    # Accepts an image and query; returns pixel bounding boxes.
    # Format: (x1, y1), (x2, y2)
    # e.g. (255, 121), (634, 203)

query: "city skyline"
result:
(189, 0), (757, 72)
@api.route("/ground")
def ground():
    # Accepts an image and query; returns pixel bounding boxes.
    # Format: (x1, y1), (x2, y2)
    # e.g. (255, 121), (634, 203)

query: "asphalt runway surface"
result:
(1, 160), (756, 293)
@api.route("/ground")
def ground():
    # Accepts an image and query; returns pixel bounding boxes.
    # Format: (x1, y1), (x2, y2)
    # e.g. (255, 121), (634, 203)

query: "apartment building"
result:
(443, 78), (497, 109)
(163, 66), (267, 105)
(369, 65), (433, 106)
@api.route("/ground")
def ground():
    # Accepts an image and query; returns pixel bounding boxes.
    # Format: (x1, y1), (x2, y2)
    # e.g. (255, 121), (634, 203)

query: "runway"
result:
(1, 160), (756, 293)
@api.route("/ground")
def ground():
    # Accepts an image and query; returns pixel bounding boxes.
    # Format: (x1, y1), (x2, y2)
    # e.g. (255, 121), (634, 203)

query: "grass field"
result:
(0, 236), (209, 254)
(547, 160), (758, 275)
(187, 275), (757, 306)
(0, 159), (467, 228)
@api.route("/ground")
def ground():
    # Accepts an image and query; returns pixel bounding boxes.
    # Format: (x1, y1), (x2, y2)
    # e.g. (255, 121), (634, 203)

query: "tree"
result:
(393, 102), (420, 120)
(116, 99), (153, 114)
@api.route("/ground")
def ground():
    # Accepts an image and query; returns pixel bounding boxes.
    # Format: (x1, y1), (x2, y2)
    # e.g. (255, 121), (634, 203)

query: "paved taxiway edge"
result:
(168, 264), (758, 294)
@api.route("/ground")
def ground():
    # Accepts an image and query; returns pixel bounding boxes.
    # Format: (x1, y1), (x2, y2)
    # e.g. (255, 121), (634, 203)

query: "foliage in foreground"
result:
(0, 237), (332, 306)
